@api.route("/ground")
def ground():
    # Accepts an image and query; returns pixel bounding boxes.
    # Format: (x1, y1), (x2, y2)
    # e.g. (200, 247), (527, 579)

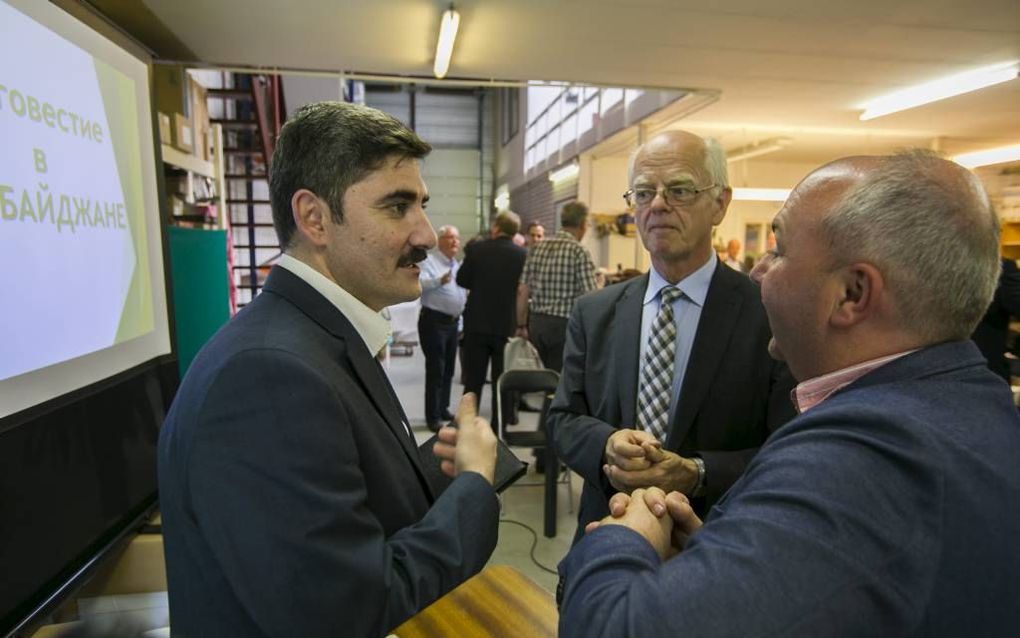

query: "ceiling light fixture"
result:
(859, 61), (1019, 121)
(433, 5), (460, 79)
(726, 137), (793, 163)
(731, 188), (791, 202)
(549, 162), (580, 184)
(952, 144), (1020, 169)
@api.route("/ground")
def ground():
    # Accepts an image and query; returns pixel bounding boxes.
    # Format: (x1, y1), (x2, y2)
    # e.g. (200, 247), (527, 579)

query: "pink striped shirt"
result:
(793, 350), (918, 414)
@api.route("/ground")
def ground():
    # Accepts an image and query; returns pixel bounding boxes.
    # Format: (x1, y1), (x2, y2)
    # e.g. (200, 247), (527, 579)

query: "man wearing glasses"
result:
(549, 130), (795, 546)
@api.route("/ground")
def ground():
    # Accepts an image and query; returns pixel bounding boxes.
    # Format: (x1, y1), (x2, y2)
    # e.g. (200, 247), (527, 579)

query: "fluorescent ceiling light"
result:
(549, 162), (579, 184)
(859, 61), (1019, 121)
(732, 188), (791, 202)
(433, 6), (460, 79)
(952, 144), (1020, 169)
(726, 137), (793, 163)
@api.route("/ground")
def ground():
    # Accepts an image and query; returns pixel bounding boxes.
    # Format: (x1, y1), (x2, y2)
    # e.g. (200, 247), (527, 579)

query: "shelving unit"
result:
(161, 124), (227, 229)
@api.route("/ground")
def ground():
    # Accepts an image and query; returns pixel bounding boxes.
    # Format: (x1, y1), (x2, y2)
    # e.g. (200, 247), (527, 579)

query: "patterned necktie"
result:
(637, 286), (683, 442)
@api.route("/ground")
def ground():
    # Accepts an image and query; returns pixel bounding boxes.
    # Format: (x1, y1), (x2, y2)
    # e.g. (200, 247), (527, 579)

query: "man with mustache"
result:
(550, 130), (795, 547)
(158, 102), (499, 637)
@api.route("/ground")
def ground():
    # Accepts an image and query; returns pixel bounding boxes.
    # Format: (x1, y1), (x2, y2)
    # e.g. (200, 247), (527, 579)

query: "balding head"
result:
(817, 151), (999, 342)
(629, 130), (729, 190)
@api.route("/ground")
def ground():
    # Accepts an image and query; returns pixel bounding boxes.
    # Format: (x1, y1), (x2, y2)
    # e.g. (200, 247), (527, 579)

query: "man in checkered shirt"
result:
(515, 201), (598, 372)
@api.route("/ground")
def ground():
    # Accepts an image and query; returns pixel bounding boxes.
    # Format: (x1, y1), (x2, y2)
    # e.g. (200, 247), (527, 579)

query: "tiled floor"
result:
(384, 346), (583, 594)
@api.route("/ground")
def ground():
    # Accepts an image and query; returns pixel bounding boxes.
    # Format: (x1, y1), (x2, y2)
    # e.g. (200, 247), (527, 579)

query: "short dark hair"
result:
(269, 101), (432, 248)
(561, 201), (589, 228)
(492, 211), (521, 237)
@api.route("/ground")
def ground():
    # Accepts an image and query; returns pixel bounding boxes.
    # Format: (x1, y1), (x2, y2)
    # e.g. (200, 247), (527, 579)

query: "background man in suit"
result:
(158, 102), (499, 637)
(457, 211), (528, 430)
(550, 130), (794, 544)
(418, 224), (466, 431)
(971, 257), (1020, 381)
(558, 151), (1020, 636)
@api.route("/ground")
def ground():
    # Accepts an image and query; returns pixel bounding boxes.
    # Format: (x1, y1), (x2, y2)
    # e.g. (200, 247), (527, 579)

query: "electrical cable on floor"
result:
(499, 518), (559, 575)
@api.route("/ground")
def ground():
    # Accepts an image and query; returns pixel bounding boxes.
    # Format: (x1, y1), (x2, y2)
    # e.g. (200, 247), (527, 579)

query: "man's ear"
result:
(830, 262), (883, 328)
(291, 189), (329, 247)
(711, 187), (732, 226)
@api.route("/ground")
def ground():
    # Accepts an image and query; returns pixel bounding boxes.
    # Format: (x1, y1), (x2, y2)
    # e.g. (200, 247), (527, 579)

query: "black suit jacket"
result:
(456, 236), (527, 337)
(550, 262), (795, 542)
(158, 267), (498, 637)
(972, 258), (1020, 381)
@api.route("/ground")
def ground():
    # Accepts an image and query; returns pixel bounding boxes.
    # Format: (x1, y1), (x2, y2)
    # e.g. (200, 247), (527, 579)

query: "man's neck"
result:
(651, 247), (714, 284)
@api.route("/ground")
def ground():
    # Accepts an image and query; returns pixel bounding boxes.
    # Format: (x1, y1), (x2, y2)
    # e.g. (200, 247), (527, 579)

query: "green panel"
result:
(167, 227), (230, 377)
(92, 57), (154, 342)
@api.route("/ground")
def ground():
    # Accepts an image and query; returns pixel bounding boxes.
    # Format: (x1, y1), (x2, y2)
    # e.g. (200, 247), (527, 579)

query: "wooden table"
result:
(389, 565), (557, 637)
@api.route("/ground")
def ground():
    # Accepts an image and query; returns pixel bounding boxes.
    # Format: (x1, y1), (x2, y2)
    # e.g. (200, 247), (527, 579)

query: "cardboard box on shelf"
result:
(157, 112), (172, 146)
(172, 112), (193, 153)
(188, 75), (210, 160)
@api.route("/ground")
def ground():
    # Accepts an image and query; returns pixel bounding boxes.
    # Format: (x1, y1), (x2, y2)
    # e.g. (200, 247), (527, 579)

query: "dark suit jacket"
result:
(158, 267), (498, 637)
(550, 262), (795, 541)
(971, 258), (1020, 381)
(559, 341), (1020, 637)
(456, 236), (527, 337)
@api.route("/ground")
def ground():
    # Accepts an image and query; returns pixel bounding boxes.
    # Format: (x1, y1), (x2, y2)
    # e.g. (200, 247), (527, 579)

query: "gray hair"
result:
(270, 101), (431, 249)
(627, 135), (729, 193)
(820, 150), (999, 342)
(436, 225), (459, 238)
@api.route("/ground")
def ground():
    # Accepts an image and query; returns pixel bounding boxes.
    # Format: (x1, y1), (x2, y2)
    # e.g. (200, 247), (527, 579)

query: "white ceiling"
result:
(143, 0), (1020, 163)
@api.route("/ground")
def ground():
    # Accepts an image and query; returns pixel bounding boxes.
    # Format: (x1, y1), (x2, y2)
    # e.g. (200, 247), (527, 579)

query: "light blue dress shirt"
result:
(419, 250), (466, 317)
(638, 254), (717, 425)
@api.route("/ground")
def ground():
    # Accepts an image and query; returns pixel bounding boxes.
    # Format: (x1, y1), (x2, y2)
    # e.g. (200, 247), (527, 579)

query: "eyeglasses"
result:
(623, 184), (717, 208)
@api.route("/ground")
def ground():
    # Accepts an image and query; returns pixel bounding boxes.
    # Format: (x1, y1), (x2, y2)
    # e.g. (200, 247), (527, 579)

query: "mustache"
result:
(397, 247), (429, 267)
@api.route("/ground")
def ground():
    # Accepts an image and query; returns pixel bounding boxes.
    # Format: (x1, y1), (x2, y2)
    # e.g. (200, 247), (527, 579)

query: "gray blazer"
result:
(550, 262), (795, 542)
(158, 267), (498, 637)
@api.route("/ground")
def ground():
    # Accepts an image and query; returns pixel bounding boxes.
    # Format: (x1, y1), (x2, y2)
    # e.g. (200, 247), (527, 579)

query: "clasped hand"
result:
(603, 428), (699, 495)
(585, 487), (703, 560)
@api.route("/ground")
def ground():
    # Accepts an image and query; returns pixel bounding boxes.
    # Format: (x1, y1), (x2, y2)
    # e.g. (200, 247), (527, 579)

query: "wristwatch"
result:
(691, 456), (706, 497)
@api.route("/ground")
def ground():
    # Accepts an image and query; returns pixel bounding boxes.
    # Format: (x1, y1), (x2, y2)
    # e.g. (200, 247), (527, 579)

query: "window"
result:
(500, 88), (520, 145)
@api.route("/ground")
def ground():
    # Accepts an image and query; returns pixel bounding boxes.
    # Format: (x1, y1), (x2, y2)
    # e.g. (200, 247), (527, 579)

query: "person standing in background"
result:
(419, 225), (467, 431)
(971, 257), (1020, 382)
(724, 238), (745, 272)
(458, 212), (527, 430)
(526, 221), (546, 247)
(516, 202), (597, 372)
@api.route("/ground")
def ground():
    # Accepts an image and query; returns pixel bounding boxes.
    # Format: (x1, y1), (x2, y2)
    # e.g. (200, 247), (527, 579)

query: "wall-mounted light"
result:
(859, 61), (1019, 121)
(548, 162), (579, 184)
(952, 144), (1020, 169)
(731, 188), (791, 202)
(494, 185), (510, 211)
(726, 137), (792, 163)
(433, 5), (460, 79)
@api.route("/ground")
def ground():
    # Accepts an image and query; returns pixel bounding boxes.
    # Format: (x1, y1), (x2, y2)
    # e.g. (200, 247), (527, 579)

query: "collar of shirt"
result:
(277, 253), (392, 356)
(644, 253), (716, 307)
(793, 349), (919, 413)
(551, 230), (577, 243)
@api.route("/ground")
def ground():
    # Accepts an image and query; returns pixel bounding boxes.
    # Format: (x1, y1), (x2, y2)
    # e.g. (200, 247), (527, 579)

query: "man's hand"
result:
(589, 488), (674, 560)
(587, 488), (703, 555)
(432, 393), (497, 484)
(604, 429), (659, 474)
(604, 442), (699, 495)
(515, 326), (529, 339)
(440, 269), (452, 285)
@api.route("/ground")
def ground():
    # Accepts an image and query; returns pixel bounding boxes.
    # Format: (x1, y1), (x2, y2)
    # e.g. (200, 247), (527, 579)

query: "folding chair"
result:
(495, 368), (573, 538)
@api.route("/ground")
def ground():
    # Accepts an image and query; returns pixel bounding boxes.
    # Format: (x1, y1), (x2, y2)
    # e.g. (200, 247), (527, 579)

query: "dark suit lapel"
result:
(614, 275), (649, 428)
(263, 267), (435, 501)
(667, 263), (743, 449)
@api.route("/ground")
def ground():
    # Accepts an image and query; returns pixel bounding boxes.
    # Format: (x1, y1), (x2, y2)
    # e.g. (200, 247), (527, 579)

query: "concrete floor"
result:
(384, 346), (583, 594)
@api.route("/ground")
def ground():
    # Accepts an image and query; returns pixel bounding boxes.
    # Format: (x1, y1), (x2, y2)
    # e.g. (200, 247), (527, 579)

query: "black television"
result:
(0, 1), (177, 634)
